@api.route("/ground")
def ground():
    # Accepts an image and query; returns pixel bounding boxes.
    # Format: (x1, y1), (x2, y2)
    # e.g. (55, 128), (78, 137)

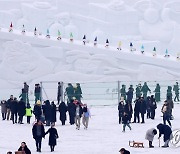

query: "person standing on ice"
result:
(150, 95), (157, 120)
(23, 82), (29, 103)
(145, 128), (157, 148)
(154, 83), (161, 102)
(173, 82), (179, 102)
(34, 84), (41, 103)
(135, 84), (141, 99)
(157, 123), (173, 148)
(65, 83), (75, 103)
(74, 83), (83, 102)
(166, 86), (172, 100)
(32, 119), (45, 152)
(59, 101), (67, 125)
(26, 103), (32, 124)
(0, 100), (7, 120)
(122, 112), (131, 132)
(68, 99), (76, 125)
(45, 123), (59, 152)
(161, 100), (171, 127)
(140, 97), (146, 123)
(50, 101), (57, 125)
(43, 100), (52, 126)
(146, 96), (151, 119)
(57, 82), (62, 104)
(141, 82), (151, 100)
(6, 95), (13, 120)
(17, 98), (26, 124)
(33, 100), (42, 120)
(126, 86), (134, 103)
(118, 101), (125, 124)
(132, 97), (140, 123)
(124, 101), (133, 122)
(167, 96), (174, 120)
(120, 85), (126, 101)
(19, 88), (27, 105)
(82, 104), (91, 129)
(75, 101), (83, 130)
(10, 97), (18, 124)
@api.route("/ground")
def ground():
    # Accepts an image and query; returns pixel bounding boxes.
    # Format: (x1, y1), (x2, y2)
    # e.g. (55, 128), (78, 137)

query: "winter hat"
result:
(36, 100), (41, 105)
(153, 129), (157, 135)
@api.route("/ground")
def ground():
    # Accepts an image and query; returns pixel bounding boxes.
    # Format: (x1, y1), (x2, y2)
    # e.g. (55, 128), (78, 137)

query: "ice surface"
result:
(0, 103), (180, 153)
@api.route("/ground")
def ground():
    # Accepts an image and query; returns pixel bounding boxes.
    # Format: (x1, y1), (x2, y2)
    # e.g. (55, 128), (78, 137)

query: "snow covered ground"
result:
(0, 102), (180, 154)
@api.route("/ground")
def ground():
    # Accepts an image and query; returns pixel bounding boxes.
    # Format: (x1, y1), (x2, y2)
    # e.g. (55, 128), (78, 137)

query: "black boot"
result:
(149, 141), (154, 148)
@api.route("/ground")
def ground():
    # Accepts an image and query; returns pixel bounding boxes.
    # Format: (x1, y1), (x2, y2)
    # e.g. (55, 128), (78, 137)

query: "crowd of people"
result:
(1, 81), (179, 153)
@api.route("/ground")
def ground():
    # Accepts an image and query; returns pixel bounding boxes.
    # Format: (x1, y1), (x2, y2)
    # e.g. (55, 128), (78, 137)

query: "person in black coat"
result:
(68, 100), (76, 125)
(157, 123), (172, 147)
(6, 95), (13, 120)
(43, 100), (52, 126)
(33, 100), (42, 120)
(32, 120), (45, 152)
(146, 96), (151, 119)
(50, 101), (57, 125)
(59, 101), (67, 125)
(118, 101), (124, 124)
(124, 101), (133, 122)
(119, 148), (130, 154)
(133, 97), (140, 123)
(57, 82), (62, 104)
(10, 97), (18, 124)
(126, 87), (134, 103)
(18, 99), (26, 124)
(45, 124), (59, 152)
(140, 97), (147, 123)
(150, 95), (157, 119)
(18, 142), (31, 154)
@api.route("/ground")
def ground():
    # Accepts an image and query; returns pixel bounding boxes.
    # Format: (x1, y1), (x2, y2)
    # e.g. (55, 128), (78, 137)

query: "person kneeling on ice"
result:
(145, 128), (157, 148)
(122, 112), (131, 132)
(119, 148), (130, 154)
(157, 123), (173, 148)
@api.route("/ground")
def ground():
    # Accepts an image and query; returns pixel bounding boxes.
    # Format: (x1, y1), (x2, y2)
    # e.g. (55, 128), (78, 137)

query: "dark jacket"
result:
(140, 100), (146, 114)
(43, 101), (52, 121)
(10, 100), (18, 113)
(75, 104), (83, 118)
(6, 98), (13, 109)
(118, 102), (124, 116)
(157, 123), (172, 142)
(45, 127), (59, 146)
(124, 103), (133, 117)
(18, 145), (31, 154)
(33, 105), (42, 118)
(18, 100), (26, 116)
(150, 98), (157, 110)
(51, 103), (57, 122)
(32, 123), (45, 139)
(126, 88), (133, 102)
(134, 99), (140, 113)
(122, 114), (130, 124)
(59, 102), (67, 122)
(68, 102), (76, 117)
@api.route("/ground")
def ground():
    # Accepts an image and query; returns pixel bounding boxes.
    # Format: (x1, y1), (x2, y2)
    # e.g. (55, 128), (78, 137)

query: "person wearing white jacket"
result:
(145, 128), (157, 148)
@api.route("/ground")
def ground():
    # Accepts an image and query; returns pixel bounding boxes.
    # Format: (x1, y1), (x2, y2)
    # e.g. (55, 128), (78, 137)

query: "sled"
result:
(129, 140), (144, 148)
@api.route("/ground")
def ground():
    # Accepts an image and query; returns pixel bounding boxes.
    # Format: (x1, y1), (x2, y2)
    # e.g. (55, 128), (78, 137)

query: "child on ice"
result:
(122, 112), (131, 132)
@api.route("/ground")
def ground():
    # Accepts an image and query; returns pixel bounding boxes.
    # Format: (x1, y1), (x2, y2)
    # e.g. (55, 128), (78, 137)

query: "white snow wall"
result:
(0, 0), (180, 99)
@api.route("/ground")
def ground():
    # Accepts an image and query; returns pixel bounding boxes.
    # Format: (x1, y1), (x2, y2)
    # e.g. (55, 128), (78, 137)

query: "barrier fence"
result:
(0, 80), (179, 106)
